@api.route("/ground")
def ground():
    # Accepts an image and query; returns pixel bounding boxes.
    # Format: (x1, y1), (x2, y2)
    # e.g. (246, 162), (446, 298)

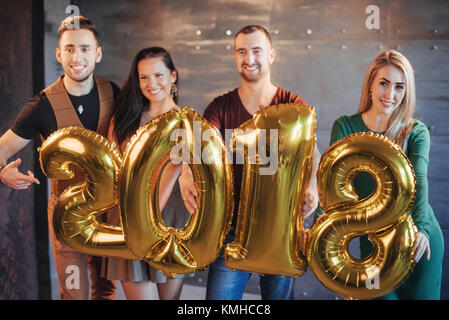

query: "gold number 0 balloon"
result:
(307, 132), (417, 299)
(120, 108), (233, 276)
(224, 104), (316, 277)
(39, 127), (138, 259)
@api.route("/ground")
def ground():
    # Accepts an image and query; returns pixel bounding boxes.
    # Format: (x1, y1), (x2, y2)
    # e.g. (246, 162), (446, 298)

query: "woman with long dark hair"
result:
(103, 47), (192, 300)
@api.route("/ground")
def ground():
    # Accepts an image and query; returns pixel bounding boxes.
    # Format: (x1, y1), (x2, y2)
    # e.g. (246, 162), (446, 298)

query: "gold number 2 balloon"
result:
(307, 132), (417, 299)
(118, 108), (233, 276)
(39, 108), (233, 277)
(224, 104), (316, 277)
(39, 127), (139, 259)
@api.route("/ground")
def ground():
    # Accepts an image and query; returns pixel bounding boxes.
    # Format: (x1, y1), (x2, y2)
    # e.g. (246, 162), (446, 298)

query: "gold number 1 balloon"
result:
(307, 132), (417, 299)
(39, 127), (139, 259)
(224, 104), (316, 277)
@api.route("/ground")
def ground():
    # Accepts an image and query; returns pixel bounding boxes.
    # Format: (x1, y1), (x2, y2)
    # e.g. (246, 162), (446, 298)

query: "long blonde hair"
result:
(357, 50), (416, 147)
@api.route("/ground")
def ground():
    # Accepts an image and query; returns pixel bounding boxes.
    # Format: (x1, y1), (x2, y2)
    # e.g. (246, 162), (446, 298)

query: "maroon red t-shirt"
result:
(203, 87), (307, 226)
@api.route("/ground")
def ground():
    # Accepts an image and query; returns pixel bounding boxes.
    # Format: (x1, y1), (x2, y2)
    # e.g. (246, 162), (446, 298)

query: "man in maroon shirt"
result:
(179, 25), (320, 300)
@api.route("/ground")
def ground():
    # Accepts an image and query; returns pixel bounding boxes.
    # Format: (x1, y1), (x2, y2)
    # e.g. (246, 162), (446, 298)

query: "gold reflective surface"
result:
(39, 126), (138, 259)
(224, 104), (316, 277)
(307, 132), (417, 299)
(120, 107), (234, 276)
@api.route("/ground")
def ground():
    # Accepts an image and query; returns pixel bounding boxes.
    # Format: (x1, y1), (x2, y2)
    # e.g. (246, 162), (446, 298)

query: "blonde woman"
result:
(315, 50), (443, 299)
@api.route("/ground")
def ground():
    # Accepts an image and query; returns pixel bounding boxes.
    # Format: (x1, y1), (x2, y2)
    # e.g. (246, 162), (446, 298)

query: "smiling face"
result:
(234, 30), (275, 82)
(369, 64), (406, 115)
(137, 57), (177, 106)
(56, 29), (102, 83)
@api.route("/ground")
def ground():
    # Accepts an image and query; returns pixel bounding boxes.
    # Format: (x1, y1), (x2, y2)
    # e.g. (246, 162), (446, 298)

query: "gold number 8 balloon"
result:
(306, 132), (417, 299)
(39, 108), (234, 277)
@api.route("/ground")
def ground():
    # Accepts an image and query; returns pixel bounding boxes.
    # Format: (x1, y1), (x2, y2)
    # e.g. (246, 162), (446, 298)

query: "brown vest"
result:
(42, 75), (114, 196)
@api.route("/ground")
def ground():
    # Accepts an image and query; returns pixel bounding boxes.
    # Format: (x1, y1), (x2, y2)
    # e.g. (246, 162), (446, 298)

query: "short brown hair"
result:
(58, 16), (99, 44)
(234, 25), (272, 45)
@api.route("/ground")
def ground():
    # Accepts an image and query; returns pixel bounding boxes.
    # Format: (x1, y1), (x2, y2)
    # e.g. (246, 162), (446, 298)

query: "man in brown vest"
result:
(0, 16), (118, 299)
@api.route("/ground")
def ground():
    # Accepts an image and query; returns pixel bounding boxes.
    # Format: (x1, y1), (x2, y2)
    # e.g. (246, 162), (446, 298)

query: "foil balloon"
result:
(307, 132), (417, 299)
(39, 126), (139, 259)
(120, 107), (233, 277)
(224, 103), (316, 277)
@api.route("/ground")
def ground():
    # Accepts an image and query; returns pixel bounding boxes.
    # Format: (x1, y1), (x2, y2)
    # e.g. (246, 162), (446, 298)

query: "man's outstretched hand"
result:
(0, 158), (40, 189)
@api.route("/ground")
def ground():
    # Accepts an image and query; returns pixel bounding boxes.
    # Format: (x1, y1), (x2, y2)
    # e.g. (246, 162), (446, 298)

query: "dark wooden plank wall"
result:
(42, 0), (448, 299)
(0, 0), (42, 299)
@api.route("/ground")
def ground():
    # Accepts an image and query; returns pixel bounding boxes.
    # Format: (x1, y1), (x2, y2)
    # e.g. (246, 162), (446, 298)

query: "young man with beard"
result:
(179, 25), (320, 300)
(0, 16), (119, 300)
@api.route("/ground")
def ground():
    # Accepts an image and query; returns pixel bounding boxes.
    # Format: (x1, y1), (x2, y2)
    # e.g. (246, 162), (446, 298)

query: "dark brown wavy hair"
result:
(112, 47), (179, 145)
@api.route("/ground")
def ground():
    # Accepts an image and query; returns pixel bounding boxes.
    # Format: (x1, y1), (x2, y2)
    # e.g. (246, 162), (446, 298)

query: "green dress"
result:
(313, 113), (444, 300)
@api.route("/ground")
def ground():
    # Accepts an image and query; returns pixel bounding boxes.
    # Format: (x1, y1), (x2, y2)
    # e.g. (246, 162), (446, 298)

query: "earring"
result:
(171, 83), (177, 95)
(368, 91), (372, 100)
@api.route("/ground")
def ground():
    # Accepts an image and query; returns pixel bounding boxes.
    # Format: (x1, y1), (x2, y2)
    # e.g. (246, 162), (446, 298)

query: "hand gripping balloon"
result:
(307, 132), (417, 299)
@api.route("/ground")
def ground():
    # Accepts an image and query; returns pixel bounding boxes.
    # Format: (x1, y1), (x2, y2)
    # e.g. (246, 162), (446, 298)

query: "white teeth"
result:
(381, 100), (395, 108)
(244, 65), (258, 71)
(71, 65), (85, 71)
